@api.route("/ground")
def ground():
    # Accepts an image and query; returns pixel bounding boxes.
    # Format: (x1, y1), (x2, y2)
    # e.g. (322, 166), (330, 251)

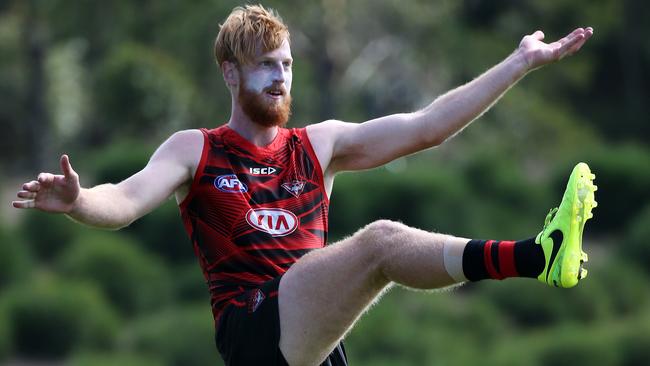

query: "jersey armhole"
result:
(178, 128), (210, 209)
(299, 127), (330, 205)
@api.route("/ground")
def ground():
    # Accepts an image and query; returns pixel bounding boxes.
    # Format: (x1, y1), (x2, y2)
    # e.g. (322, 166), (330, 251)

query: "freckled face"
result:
(238, 39), (293, 127)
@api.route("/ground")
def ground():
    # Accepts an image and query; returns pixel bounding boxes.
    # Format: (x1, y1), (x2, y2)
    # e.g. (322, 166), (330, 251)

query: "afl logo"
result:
(246, 208), (299, 237)
(215, 174), (248, 193)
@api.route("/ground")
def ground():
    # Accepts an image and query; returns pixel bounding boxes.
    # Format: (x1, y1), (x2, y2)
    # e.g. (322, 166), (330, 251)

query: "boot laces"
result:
(543, 207), (559, 231)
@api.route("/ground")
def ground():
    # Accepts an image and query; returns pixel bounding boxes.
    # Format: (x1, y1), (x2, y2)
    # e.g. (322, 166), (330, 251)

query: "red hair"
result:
(214, 4), (290, 66)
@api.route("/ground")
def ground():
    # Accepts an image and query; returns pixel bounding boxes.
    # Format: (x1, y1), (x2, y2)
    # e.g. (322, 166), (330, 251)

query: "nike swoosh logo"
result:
(546, 230), (564, 285)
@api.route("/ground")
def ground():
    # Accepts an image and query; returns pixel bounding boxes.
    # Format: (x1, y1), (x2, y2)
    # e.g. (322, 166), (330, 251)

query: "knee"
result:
(357, 219), (406, 257)
(362, 219), (405, 240)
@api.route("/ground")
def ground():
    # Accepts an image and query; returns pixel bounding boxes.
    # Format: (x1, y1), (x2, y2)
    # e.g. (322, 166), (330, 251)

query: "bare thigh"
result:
(278, 220), (466, 365)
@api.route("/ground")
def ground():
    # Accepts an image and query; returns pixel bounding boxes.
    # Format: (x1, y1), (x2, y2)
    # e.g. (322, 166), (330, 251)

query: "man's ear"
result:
(221, 61), (239, 87)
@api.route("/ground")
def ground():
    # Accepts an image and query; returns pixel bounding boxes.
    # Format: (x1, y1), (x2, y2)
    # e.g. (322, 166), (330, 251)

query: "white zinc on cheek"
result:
(285, 68), (292, 93)
(243, 39), (292, 94)
(245, 69), (273, 93)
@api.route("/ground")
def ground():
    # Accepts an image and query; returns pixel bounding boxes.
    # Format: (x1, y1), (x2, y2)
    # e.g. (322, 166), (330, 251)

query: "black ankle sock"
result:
(462, 238), (545, 281)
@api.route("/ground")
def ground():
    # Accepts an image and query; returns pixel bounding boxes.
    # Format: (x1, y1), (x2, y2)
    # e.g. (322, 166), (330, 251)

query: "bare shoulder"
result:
(166, 129), (204, 149)
(156, 129), (206, 204)
(154, 129), (204, 165)
(306, 119), (350, 138)
(305, 120), (359, 180)
(305, 119), (357, 152)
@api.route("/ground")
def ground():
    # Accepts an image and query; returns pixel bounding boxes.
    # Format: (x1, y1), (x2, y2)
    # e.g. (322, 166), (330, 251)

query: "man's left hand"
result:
(518, 27), (594, 71)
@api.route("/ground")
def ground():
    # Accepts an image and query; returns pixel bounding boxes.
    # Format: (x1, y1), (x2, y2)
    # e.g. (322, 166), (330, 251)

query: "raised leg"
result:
(278, 220), (468, 365)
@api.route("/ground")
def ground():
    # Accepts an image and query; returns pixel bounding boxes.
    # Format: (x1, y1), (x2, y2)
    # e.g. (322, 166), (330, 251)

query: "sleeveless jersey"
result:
(179, 125), (329, 323)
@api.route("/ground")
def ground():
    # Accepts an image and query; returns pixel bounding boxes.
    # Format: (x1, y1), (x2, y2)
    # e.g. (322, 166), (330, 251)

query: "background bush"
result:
(0, 276), (119, 360)
(57, 231), (171, 317)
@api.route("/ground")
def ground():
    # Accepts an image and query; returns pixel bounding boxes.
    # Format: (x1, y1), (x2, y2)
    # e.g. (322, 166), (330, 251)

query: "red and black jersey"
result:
(179, 125), (329, 324)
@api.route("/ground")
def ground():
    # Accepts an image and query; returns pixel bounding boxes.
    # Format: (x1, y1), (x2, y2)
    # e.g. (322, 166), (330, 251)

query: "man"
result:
(13, 5), (596, 366)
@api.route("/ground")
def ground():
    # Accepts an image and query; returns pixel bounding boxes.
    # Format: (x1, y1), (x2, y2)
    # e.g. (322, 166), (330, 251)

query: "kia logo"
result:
(245, 208), (299, 237)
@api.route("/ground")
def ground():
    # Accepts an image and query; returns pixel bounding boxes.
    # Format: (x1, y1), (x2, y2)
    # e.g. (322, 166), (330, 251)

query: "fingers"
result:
(60, 154), (75, 177)
(14, 180), (40, 209)
(22, 180), (40, 192)
(557, 33), (584, 57)
(37, 172), (56, 186)
(12, 199), (35, 209)
(13, 189), (37, 209)
(531, 30), (545, 41)
(17, 190), (37, 199)
(569, 27), (594, 54)
(555, 27), (594, 59)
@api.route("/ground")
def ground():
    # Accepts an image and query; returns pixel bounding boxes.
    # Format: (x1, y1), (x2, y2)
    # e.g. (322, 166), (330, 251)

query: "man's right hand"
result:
(13, 154), (80, 213)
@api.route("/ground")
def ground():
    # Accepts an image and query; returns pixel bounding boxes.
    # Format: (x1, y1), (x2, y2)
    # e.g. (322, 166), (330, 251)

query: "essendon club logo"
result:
(282, 180), (306, 198)
(248, 289), (265, 313)
(215, 174), (248, 193)
(245, 208), (299, 237)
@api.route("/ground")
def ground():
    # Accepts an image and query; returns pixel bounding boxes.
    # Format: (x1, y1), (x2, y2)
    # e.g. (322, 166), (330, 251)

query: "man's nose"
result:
(273, 66), (287, 83)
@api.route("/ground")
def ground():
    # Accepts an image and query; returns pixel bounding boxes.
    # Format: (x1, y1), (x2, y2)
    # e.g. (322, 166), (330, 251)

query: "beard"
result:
(238, 80), (292, 128)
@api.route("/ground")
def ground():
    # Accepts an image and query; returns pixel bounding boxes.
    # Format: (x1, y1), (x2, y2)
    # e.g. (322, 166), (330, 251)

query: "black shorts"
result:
(215, 276), (348, 366)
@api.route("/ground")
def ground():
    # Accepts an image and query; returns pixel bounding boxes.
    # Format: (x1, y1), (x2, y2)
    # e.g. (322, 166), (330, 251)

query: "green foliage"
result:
(57, 231), (171, 317)
(126, 200), (195, 265)
(0, 309), (9, 362)
(615, 314), (650, 366)
(622, 204), (650, 273)
(486, 324), (620, 366)
(18, 210), (79, 262)
(93, 42), (197, 143)
(0, 224), (31, 290)
(171, 264), (210, 303)
(590, 256), (650, 317)
(86, 138), (152, 185)
(535, 325), (620, 366)
(69, 351), (164, 366)
(0, 275), (119, 360)
(347, 288), (506, 365)
(552, 143), (650, 234)
(330, 156), (549, 241)
(124, 304), (222, 366)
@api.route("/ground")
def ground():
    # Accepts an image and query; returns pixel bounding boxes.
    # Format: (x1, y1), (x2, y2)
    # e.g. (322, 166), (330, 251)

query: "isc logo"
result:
(246, 208), (299, 237)
(215, 174), (248, 193)
(249, 167), (278, 175)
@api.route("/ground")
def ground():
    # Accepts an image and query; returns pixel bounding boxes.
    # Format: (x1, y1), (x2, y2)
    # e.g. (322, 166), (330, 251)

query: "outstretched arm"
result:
(12, 130), (203, 229)
(309, 27), (594, 175)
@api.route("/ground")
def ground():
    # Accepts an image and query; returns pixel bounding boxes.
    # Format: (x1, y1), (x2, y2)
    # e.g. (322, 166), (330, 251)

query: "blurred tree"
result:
(0, 275), (120, 360)
(124, 304), (222, 366)
(615, 313), (650, 366)
(550, 143), (650, 233)
(57, 231), (171, 317)
(92, 42), (198, 145)
(0, 224), (31, 290)
(171, 263), (211, 303)
(0, 8), (28, 172)
(0, 310), (9, 362)
(69, 351), (164, 366)
(536, 325), (620, 366)
(622, 204), (650, 273)
(18, 209), (79, 262)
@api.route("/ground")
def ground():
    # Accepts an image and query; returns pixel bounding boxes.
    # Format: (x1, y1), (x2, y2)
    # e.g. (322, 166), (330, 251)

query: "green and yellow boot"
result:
(537, 162), (597, 288)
